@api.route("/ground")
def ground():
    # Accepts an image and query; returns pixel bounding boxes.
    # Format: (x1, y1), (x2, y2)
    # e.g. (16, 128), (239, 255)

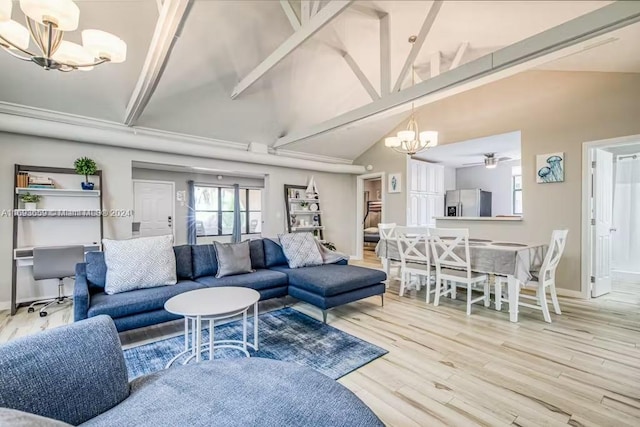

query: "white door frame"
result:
(581, 134), (640, 299)
(354, 172), (387, 260)
(132, 179), (176, 240)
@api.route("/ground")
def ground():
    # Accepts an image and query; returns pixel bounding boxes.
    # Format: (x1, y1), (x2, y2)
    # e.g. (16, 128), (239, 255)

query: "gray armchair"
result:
(0, 316), (382, 426)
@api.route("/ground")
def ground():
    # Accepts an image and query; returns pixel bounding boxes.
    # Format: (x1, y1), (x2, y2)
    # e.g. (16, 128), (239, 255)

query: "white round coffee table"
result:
(164, 287), (260, 367)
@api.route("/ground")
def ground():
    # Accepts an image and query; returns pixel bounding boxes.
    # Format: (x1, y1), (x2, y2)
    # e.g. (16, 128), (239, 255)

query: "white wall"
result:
(0, 134), (356, 307)
(455, 159), (521, 216)
(444, 167), (456, 191)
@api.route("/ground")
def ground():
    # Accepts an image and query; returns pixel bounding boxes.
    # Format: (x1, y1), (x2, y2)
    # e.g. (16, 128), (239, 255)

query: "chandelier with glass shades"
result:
(385, 36), (438, 156)
(0, 0), (126, 71)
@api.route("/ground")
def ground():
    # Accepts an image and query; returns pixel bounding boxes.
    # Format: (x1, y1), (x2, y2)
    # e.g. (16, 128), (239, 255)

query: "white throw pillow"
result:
(278, 233), (324, 269)
(103, 235), (177, 295)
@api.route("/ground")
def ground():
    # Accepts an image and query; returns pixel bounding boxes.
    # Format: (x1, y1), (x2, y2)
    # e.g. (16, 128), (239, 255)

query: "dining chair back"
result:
(494, 229), (568, 322)
(395, 226), (433, 300)
(429, 228), (489, 315)
(377, 223), (398, 288)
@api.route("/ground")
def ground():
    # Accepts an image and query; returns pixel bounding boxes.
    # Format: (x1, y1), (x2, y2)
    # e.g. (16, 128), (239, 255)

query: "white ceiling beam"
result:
(279, 0), (301, 30)
(392, 0), (443, 93)
(156, 0), (163, 14)
(430, 51), (441, 78)
(231, 0), (353, 99)
(380, 12), (390, 96)
(301, 0), (310, 25)
(311, 0), (320, 17)
(124, 0), (191, 126)
(450, 41), (469, 70)
(273, 1), (640, 148)
(341, 51), (380, 101)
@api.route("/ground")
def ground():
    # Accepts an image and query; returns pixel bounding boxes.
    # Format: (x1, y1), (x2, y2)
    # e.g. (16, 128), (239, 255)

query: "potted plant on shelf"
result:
(20, 193), (41, 210)
(74, 157), (97, 190)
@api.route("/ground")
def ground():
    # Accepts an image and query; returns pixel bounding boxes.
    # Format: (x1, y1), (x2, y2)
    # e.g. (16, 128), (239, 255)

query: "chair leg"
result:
(495, 278), (502, 311)
(322, 310), (328, 324)
(450, 281), (456, 300)
(425, 275), (432, 304)
(466, 285), (472, 316)
(381, 294), (384, 307)
(538, 284), (551, 323)
(549, 283), (561, 314)
(399, 271), (406, 297)
(434, 277), (442, 306)
(484, 280), (490, 308)
(416, 274), (422, 292)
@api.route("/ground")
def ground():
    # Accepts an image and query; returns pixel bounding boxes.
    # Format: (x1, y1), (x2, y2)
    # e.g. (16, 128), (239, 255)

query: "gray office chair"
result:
(29, 246), (85, 317)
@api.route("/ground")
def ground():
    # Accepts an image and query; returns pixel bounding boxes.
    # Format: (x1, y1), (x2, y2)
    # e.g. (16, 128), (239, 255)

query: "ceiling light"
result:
(0, 0), (126, 72)
(484, 154), (498, 169)
(0, 0), (11, 22)
(386, 36), (438, 156)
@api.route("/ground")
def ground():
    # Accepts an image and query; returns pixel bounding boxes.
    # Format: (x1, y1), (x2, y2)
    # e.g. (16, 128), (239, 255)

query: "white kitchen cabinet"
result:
(407, 159), (445, 226)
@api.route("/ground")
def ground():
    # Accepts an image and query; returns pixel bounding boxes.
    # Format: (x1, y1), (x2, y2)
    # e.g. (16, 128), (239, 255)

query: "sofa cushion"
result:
(263, 238), (288, 268)
(271, 264), (386, 297)
(0, 408), (72, 426)
(191, 244), (218, 278)
(88, 280), (205, 319)
(173, 245), (193, 280)
(86, 251), (107, 288)
(103, 235), (177, 295)
(248, 239), (266, 270)
(83, 358), (383, 427)
(196, 269), (288, 291)
(214, 241), (253, 278)
(279, 233), (323, 268)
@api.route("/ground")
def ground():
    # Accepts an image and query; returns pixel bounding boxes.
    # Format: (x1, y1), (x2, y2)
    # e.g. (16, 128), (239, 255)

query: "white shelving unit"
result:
(284, 184), (324, 240)
(16, 187), (100, 197)
(11, 165), (104, 316)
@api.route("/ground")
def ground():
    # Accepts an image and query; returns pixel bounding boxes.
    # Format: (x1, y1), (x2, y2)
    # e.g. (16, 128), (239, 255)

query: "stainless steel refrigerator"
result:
(445, 189), (492, 217)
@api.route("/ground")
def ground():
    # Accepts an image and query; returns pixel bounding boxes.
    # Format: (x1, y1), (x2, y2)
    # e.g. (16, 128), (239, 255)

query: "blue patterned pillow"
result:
(278, 233), (323, 269)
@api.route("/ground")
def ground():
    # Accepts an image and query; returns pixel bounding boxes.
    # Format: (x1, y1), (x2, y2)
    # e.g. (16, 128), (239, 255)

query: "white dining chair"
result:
(378, 223), (398, 288)
(395, 226), (434, 301)
(495, 229), (568, 323)
(430, 228), (490, 315)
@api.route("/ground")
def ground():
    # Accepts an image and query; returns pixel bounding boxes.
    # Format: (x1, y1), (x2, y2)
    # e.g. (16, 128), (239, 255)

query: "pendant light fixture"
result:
(385, 35), (438, 155)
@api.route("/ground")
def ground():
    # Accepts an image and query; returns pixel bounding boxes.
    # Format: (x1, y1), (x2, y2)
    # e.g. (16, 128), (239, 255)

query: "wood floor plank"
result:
(1, 258), (639, 427)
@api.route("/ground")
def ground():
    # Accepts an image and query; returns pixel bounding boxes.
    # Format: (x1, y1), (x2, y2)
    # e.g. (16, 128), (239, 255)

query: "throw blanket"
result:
(316, 241), (349, 264)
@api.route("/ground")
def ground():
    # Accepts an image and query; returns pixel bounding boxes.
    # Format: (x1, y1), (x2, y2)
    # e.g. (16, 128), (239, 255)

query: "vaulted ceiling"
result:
(1, 0), (636, 163)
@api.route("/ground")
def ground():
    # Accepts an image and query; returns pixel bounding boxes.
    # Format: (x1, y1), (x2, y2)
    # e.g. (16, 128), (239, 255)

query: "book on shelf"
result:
(27, 184), (55, 188)
(16, 172), (28, 188)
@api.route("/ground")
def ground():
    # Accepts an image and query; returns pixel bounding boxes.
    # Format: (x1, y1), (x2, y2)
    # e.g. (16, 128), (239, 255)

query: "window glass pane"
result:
(514, 191), (523, 215)
(239, 189), (247, 211)
(249, 212), (262, 233)
(195, 187), (218, 210)
(514, 176), (522, 190)
(221, 212), (234, 235)
(195, 212), (218, 236)
(249, 189), (262, 211)
(220, 188), (235, 212)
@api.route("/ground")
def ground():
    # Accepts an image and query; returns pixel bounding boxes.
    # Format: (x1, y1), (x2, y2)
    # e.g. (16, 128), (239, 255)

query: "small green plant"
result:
(299, 201), (309, 209)
(20, 193), (41, 203)
(74, 157), (97, 182)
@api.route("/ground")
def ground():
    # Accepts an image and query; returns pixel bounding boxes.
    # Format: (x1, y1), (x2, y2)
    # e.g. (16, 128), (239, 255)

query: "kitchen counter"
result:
(434, 216), (523, 221)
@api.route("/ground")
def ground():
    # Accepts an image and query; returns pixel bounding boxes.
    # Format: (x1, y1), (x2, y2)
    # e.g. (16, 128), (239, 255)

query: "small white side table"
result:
(164, 287), (260, 367)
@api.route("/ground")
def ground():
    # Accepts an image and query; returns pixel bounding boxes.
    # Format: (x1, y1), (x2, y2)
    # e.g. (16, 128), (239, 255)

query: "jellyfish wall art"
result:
(536, 152), (564, 183)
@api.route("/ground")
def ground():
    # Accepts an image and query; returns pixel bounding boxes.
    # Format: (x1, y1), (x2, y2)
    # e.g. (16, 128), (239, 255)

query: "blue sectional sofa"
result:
(0, 315), (383, 426)
(74, 238), (386, 331)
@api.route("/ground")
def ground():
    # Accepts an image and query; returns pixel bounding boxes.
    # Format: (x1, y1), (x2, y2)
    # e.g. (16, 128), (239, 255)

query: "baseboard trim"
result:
(556, 288), (584, 299)
(350, 255), (363, 261)
(612, 270), (640, 283)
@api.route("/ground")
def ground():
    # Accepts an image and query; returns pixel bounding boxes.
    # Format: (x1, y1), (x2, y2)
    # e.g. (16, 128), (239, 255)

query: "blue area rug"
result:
(123, 307), (387, 381)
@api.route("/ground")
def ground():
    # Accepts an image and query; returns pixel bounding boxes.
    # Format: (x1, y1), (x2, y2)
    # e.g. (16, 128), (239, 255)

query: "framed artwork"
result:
(388, 173), (402, 193)
(536, 152), (564, 183)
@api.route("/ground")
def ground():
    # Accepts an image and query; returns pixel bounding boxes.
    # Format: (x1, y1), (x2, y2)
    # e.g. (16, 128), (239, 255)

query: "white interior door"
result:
(592, 149), (614, 297)
(133, 181), (174, 238)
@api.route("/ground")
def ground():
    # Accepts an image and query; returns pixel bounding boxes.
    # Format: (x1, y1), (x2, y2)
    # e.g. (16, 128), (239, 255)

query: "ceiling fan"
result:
(462, 153), (512, 169)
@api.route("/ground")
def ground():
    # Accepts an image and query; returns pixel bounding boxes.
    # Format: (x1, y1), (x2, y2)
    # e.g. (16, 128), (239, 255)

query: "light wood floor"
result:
(2, 260), (640, 426)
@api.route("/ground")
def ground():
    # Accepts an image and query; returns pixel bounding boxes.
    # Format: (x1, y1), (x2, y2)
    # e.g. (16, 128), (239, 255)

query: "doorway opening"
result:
(582, 134), (640, 301)
(355, 173), (386, 264)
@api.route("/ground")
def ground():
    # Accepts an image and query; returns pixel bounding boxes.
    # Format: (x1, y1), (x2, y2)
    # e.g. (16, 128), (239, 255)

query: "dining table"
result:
(375, 237), (547, 322)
